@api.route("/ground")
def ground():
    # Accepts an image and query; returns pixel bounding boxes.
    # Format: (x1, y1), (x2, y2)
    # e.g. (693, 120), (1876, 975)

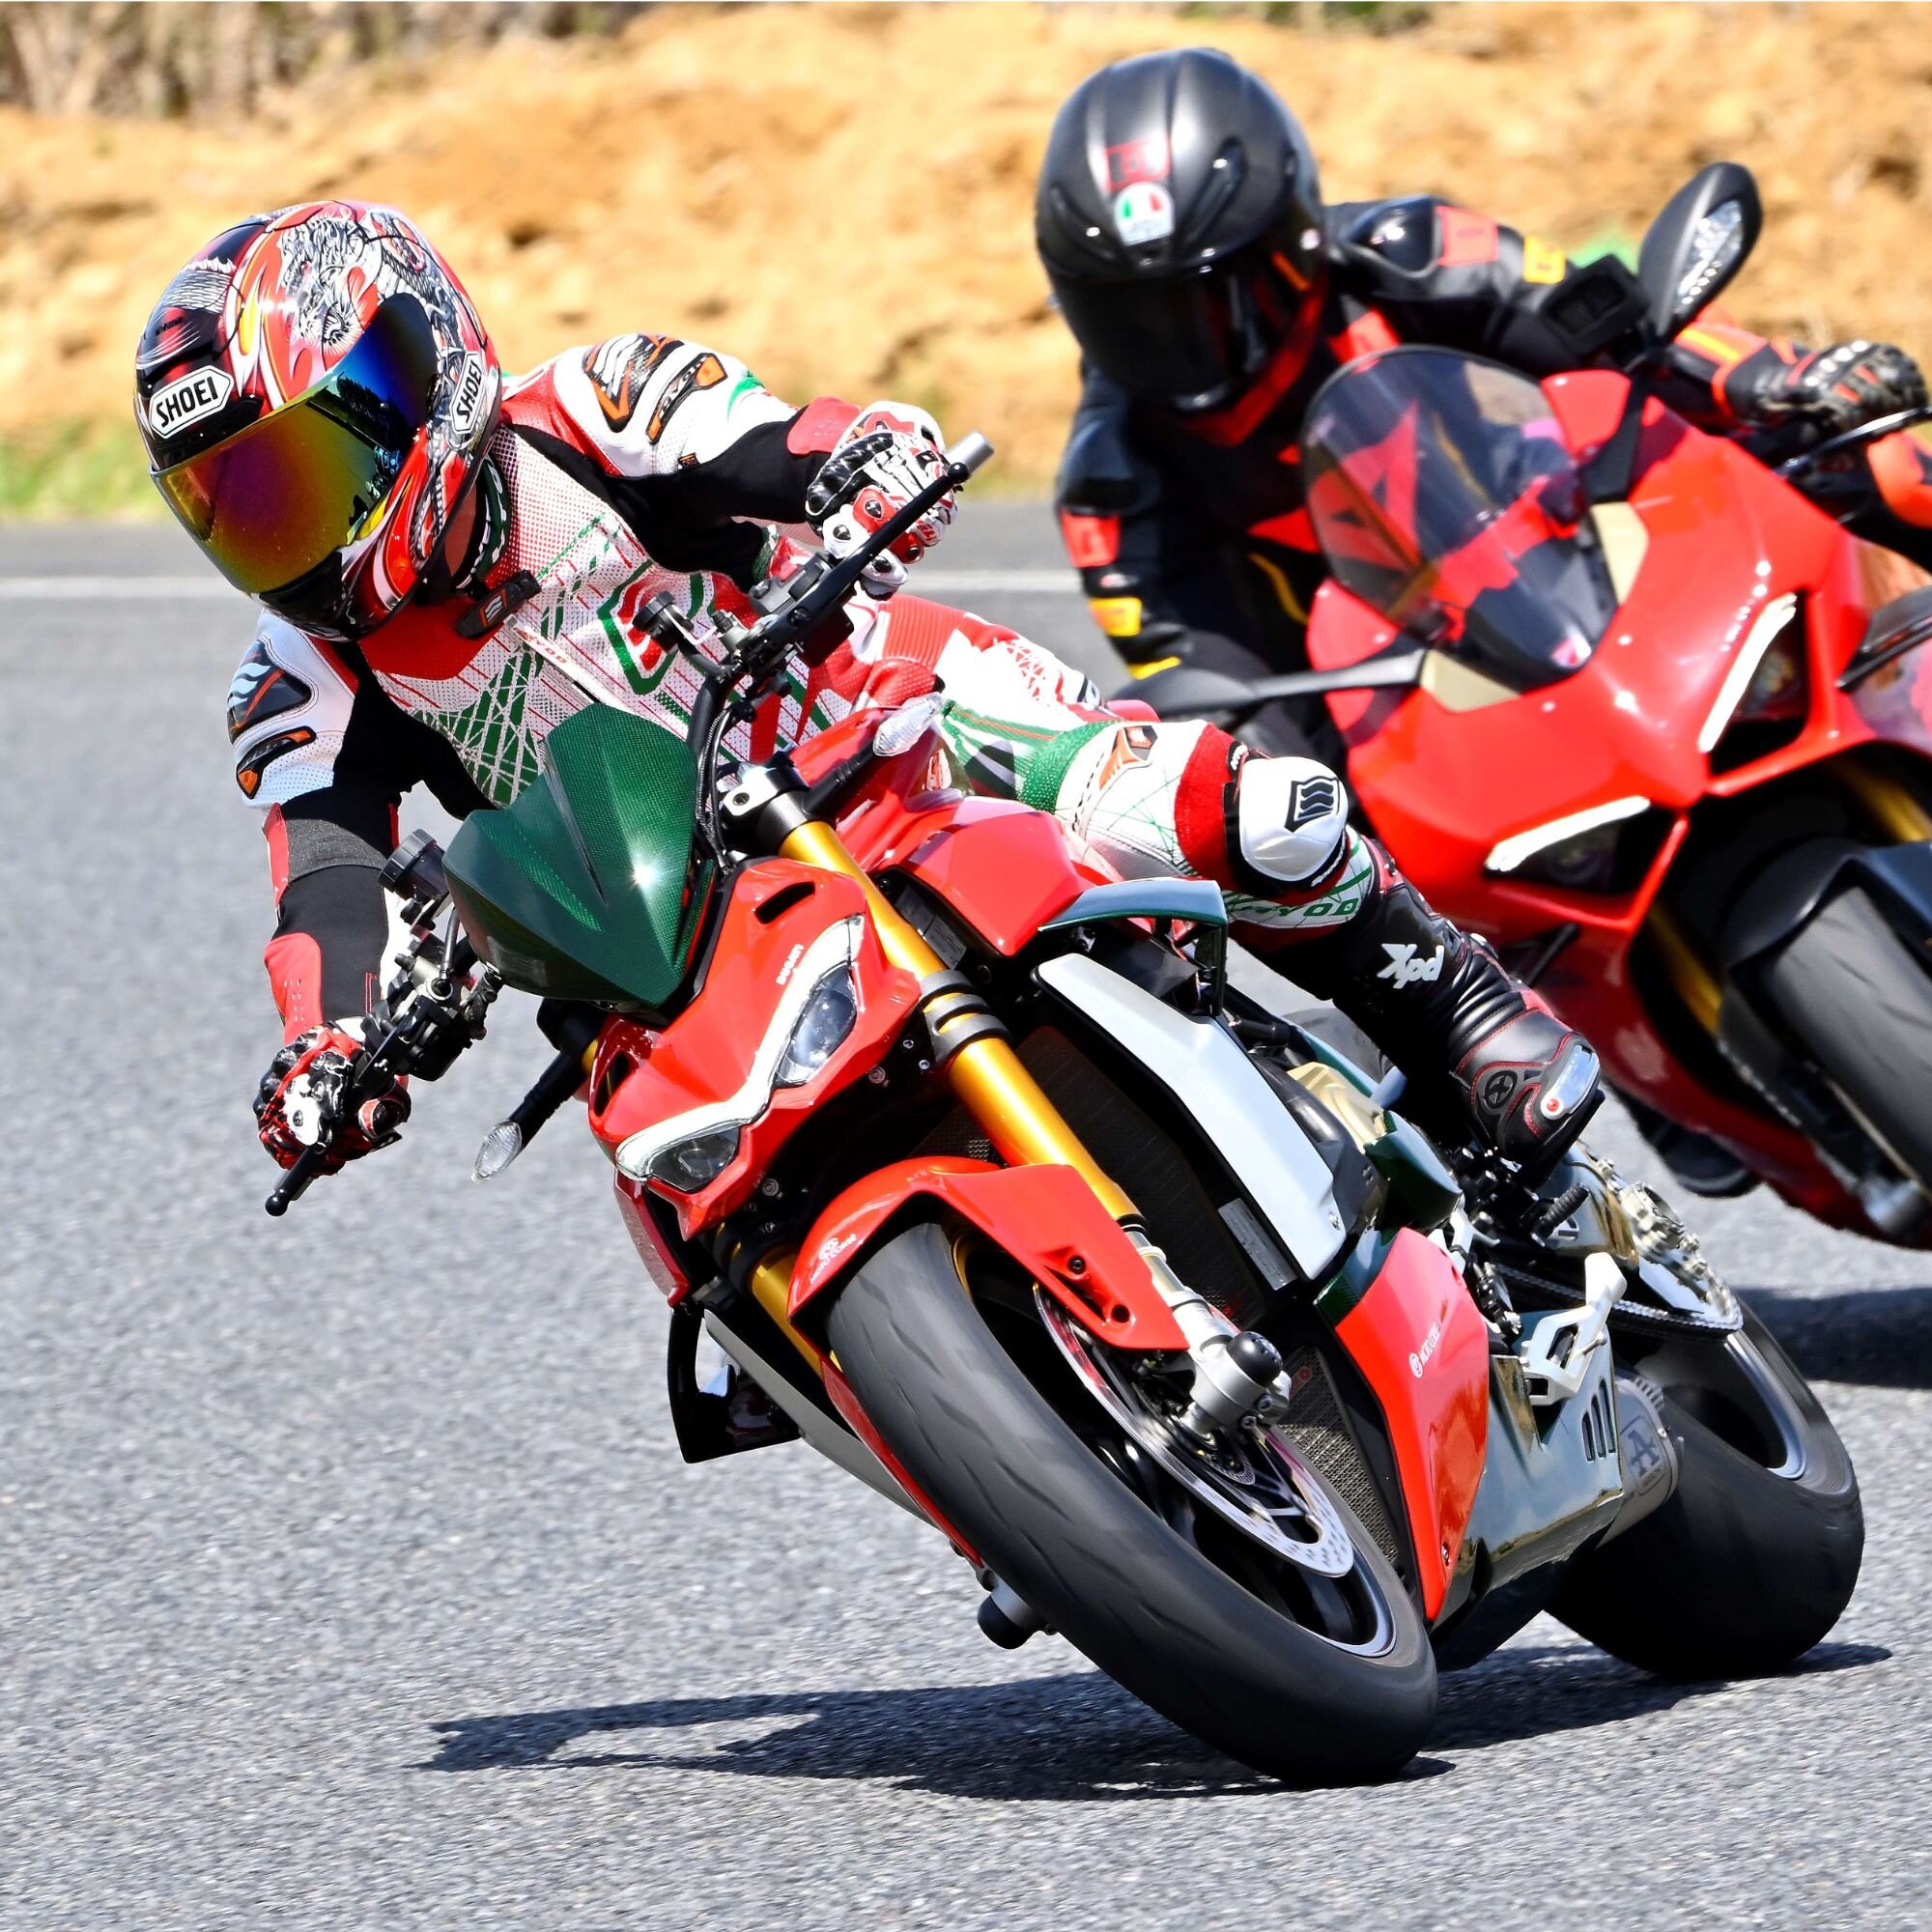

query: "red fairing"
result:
(790, 1156), (1189, 1352)
(801, 700), (1111, 952)
(896, 804), (1097, 953)
(1307, 362), (1932, 1235)
(612, 1173), (693, 1305)
(841, 790), (1099, 954)
(1333, 1231), (1490, 1619)
(588, 861), (922, 1238)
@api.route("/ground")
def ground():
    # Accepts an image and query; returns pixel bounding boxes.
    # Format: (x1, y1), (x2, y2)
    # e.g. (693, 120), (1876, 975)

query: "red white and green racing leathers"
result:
(231, 330), (1596, 1164)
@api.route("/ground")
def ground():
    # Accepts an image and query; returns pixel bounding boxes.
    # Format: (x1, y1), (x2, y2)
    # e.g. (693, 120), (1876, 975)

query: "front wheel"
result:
(824, 1220), (1437, 1781)
(1762, 884), (1932, 1198)
(1551, 1305), (1862, 1678)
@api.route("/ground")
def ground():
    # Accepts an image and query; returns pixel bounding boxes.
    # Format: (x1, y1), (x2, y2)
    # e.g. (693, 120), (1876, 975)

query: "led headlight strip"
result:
(1484, 796), (1654, 876)
(614, 915), (865, 1184)
(1696, 592), (1799, 754)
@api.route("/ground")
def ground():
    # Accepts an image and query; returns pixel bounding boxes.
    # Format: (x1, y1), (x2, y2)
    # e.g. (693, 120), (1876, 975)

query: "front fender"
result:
(789, 1157), (1188, 1352)
(1722, 837), (1932, 968)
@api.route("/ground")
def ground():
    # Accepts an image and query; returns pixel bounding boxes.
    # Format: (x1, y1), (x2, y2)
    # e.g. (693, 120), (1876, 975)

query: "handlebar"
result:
(262, 930), (485, 1216)
(1776, 403), (1932, 483)
(265, 1138), (332, 1217)
(674, 434), (993, 784)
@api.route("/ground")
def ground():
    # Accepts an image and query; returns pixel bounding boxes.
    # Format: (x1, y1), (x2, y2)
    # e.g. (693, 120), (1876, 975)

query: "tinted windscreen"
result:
(1301, 348), (1618, 685)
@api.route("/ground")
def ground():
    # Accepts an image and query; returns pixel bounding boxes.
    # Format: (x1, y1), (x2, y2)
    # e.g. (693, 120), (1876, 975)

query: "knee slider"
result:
(1235, 756), (1350, 890)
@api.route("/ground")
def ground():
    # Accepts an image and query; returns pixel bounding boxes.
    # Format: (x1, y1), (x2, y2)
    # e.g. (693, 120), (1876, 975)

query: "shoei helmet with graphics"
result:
(135, 201), (500, 639)
(1036, 48), (1326, 413)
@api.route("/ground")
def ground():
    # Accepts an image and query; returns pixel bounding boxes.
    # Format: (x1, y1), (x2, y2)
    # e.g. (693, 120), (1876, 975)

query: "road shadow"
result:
(422, 1671), (1297, 1801)
(1744, 1283), (1932, 1388)
(1433, 1638), (1887, 1752)
(422, 1641), (1884, 1797)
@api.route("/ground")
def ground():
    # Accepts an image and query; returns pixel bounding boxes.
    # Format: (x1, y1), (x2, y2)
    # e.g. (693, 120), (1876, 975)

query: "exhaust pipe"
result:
(1598, 1374), (1682, 1545)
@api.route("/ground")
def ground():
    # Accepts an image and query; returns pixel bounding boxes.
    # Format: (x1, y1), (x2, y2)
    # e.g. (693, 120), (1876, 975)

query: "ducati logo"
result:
(1378, 942), (1444, 990)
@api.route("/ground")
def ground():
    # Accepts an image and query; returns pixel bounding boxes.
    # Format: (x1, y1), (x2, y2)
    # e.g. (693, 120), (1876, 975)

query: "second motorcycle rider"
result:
(136, 200), (1601, 1180)
(1041, 48), (1932, 730)
(1038, 45), (1932, 1193)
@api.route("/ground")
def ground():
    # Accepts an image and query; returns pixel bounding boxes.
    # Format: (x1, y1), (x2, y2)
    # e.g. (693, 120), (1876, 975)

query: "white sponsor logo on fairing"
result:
(1378, 941), (1444, 989)
(1408, 1316), (1444, 1378)
(148, 366), (235, 439)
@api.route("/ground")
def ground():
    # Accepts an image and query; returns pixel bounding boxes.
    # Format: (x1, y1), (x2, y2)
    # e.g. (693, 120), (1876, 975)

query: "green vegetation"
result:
(0, 418), (161, 521)
(1577, 228), (1640, 271)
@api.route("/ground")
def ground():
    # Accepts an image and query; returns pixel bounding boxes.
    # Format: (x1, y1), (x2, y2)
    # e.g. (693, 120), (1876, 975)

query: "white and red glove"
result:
(254, 1025), (409, 1173)
(807, 402), (956, 597)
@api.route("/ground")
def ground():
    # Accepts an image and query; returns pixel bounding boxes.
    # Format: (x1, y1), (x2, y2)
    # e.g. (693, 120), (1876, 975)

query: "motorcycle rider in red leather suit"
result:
(135, 200), (1602, 1183)
(1039, 48), (1932, 1193)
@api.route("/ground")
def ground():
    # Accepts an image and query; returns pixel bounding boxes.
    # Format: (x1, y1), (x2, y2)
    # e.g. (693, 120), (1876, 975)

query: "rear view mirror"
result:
(1637, 162), (1763, 340)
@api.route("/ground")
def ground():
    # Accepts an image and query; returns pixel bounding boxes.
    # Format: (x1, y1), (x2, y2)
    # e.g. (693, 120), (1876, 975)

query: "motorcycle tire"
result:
(1550, 1307), (1861, 1679)
(1762, 884), (1932, 1189)
(825, 1219), (1437, 1782)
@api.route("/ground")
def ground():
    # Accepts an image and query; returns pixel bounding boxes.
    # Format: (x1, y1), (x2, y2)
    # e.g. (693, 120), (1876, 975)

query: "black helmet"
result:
(1036, 48), (1325, 413)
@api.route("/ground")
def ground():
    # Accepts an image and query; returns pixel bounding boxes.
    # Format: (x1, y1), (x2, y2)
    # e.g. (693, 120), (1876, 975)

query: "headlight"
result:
(647, 1126), (742, 1193)
(613, 915), (866, 1186)
(1485, 797), (1654, 880)
(776, 966), (859, 1088)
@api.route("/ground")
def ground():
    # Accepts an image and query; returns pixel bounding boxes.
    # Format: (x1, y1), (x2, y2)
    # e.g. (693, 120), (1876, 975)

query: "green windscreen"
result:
(444, 705), (710, 1009)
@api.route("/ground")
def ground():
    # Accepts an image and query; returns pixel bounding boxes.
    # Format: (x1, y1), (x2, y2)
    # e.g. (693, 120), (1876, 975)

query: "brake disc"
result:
(1034, 1291), (1356, 1577)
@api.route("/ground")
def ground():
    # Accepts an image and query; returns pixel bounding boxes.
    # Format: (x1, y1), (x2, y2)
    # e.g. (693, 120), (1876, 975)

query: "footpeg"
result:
(1518, 1251), (1625, 1406)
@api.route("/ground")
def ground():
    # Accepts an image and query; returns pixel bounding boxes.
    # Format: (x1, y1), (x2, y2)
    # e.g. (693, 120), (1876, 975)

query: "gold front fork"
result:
(777, 818), (1137, 1222)
(1839, 758), (1932, 843)
(1644, 900), (1722, 1036)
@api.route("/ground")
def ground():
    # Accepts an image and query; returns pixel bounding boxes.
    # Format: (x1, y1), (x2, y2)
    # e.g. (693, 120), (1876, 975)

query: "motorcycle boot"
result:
(1283, 853), (1603, 1170)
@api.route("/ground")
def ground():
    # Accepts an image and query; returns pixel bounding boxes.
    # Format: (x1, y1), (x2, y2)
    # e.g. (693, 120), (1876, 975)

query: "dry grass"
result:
(5, 1), (1932, 513)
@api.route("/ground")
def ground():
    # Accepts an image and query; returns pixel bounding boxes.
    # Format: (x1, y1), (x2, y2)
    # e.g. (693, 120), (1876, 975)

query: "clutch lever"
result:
(263, 935), (497, 1218)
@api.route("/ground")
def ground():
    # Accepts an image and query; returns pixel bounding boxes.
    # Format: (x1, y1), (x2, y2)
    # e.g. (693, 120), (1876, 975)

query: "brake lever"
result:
(1776, 403), (1932, 482)
(265, 1137), (332, 1217)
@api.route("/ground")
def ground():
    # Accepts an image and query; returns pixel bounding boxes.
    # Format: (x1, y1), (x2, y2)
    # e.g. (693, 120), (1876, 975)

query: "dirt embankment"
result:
(5, 1), (1932, 512)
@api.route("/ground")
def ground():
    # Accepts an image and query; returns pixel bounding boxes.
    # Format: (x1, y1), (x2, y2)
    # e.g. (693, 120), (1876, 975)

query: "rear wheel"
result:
(1763, 885), (1932, 1190)
(1551, 1305), (1862, 1678)
(825, 1220), (1436, 1782)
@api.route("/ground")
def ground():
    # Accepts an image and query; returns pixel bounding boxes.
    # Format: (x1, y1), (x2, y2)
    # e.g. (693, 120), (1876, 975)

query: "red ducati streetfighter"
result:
(1148, 166), (1932, 1245)
(265, 436), (1858, 1781)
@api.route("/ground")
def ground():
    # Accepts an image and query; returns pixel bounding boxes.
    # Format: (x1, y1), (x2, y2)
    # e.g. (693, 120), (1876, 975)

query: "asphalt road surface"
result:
(5, 513), (1930, 1931)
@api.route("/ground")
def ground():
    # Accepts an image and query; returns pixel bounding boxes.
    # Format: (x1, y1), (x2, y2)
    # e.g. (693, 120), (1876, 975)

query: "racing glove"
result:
(254, 1025), (409, 1173)
(1730, 340), (1927, 440)
(807, 402), (955, 598)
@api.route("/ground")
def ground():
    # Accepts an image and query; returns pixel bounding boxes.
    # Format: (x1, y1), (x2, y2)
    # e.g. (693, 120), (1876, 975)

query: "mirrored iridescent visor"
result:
(153, 295), (439, 599)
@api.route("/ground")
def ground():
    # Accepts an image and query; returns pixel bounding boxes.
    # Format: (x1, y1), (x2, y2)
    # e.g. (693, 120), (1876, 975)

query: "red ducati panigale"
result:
(265, 433), (1858, 1781)
(1148, 164), (1932, 1245)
